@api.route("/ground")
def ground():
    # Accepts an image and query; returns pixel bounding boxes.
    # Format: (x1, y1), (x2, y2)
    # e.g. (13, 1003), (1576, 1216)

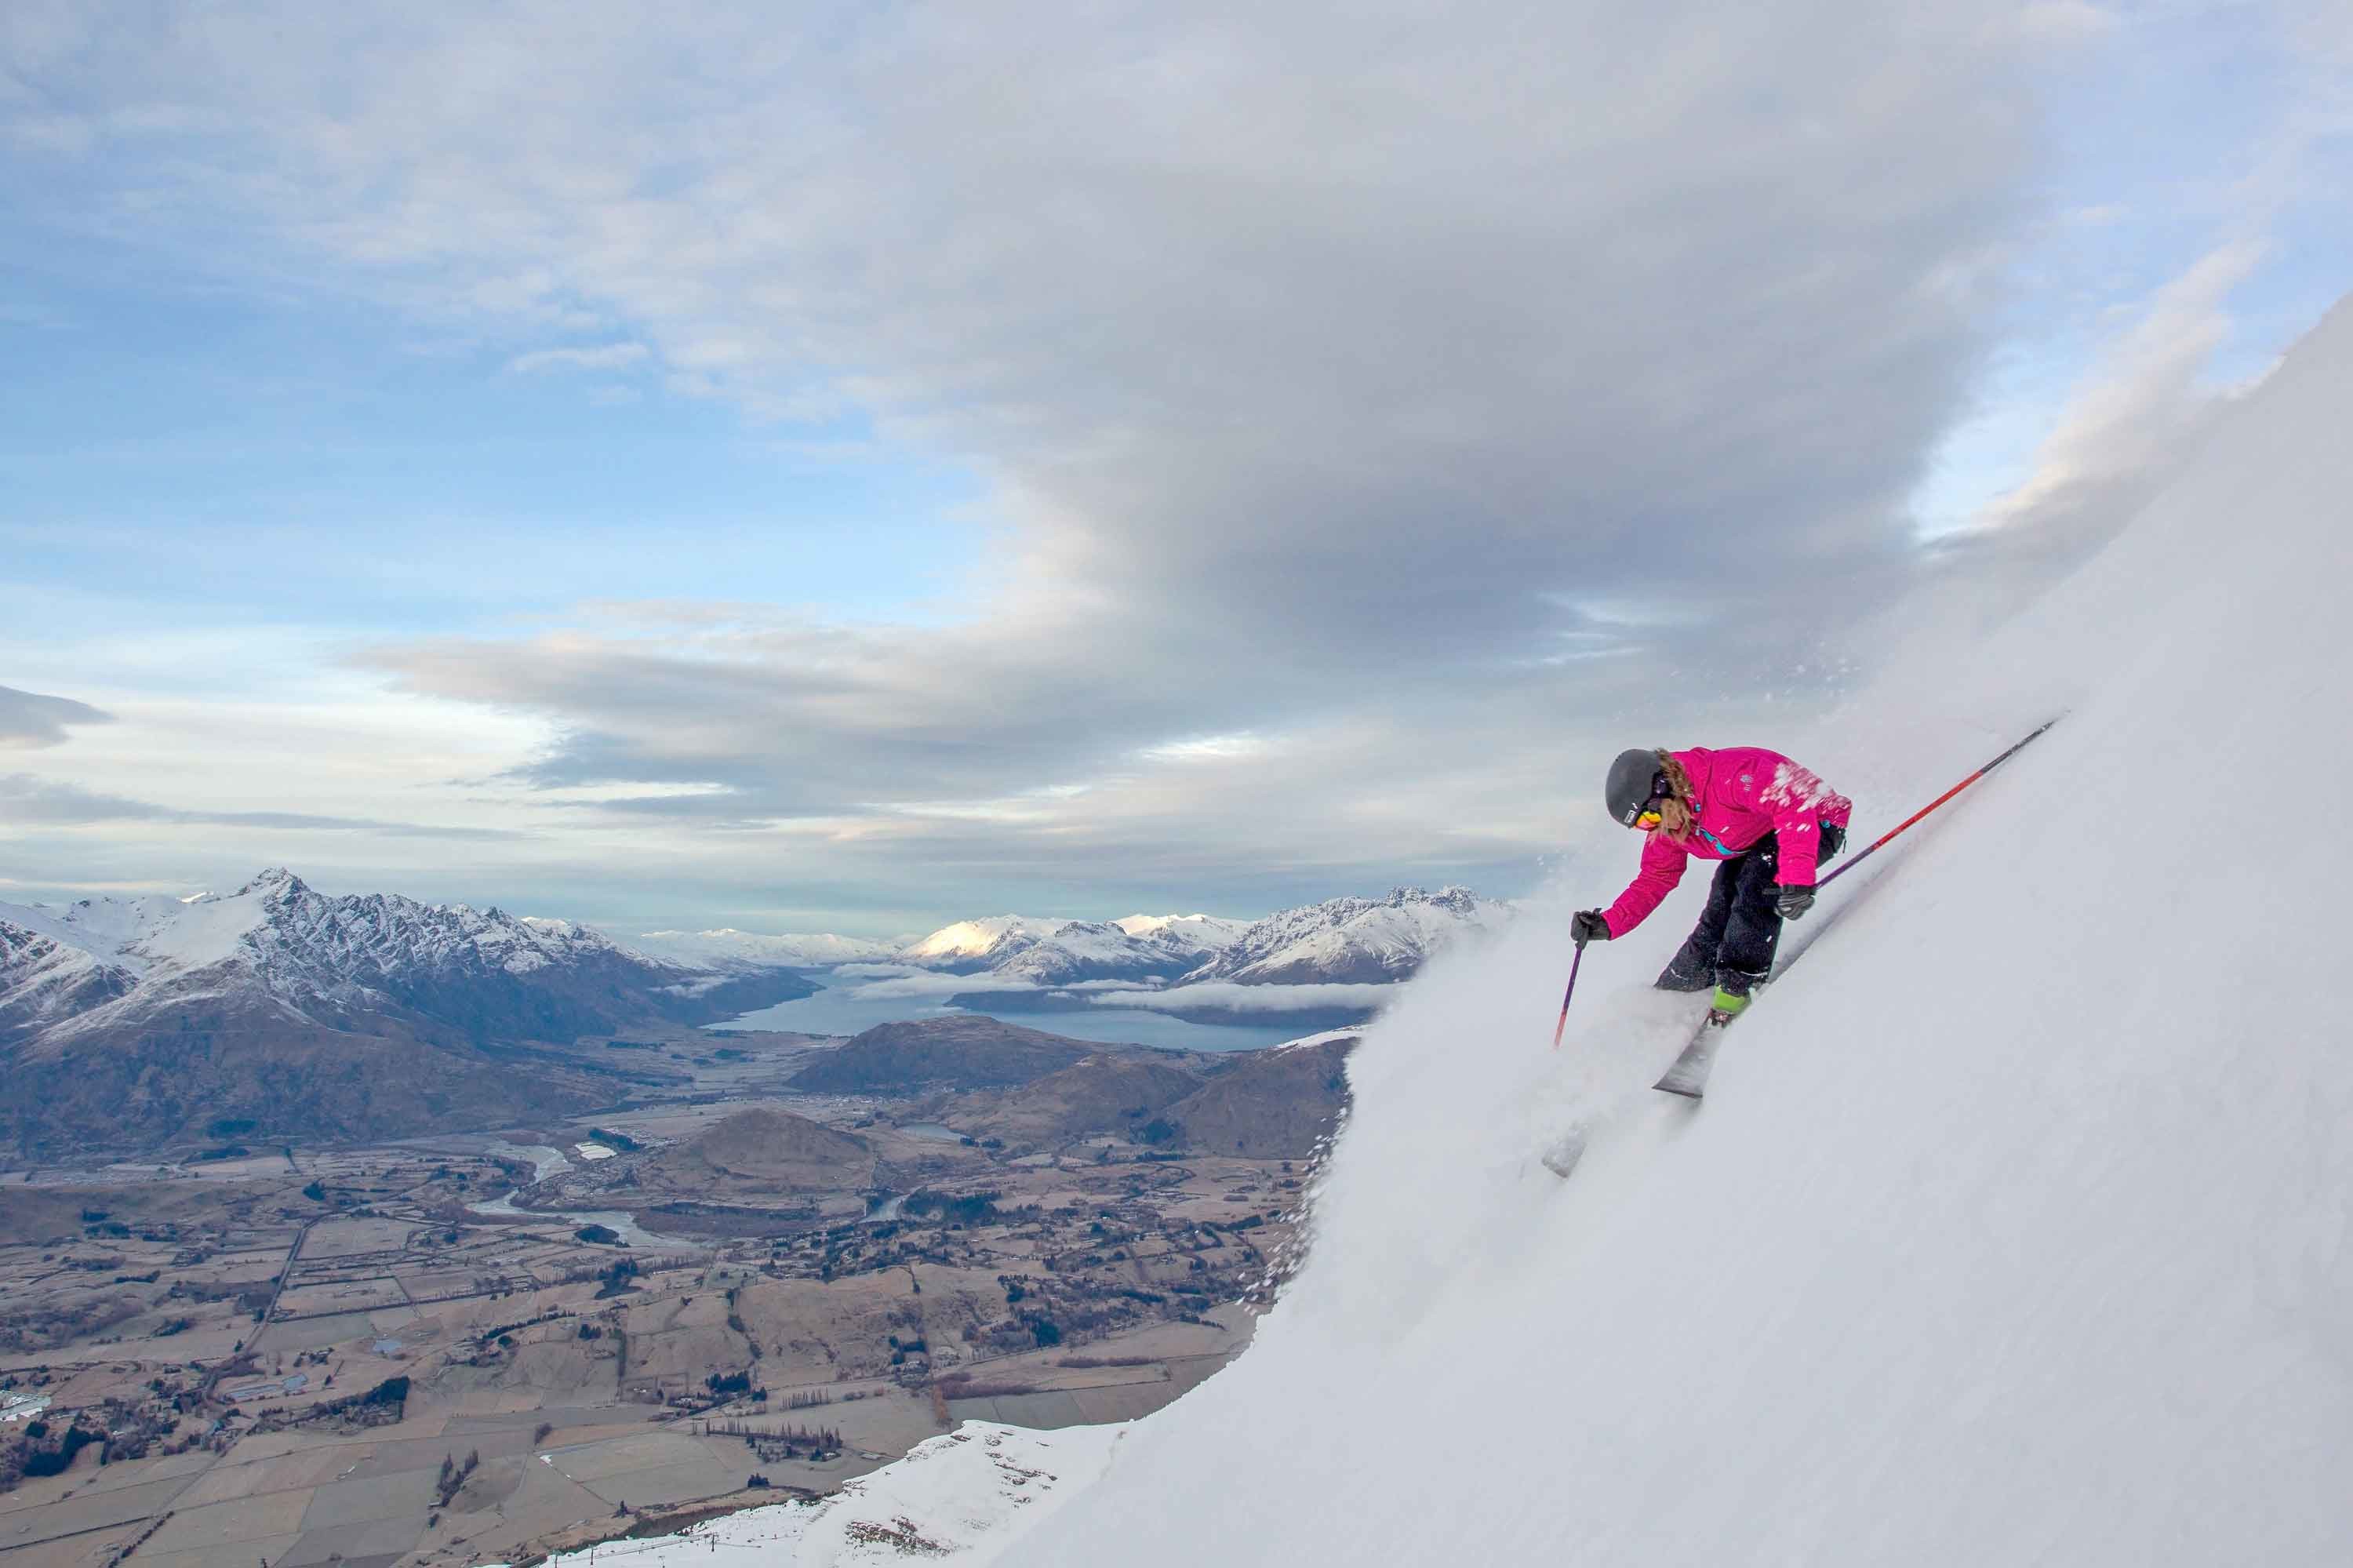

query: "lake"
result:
(895, 1122), (966, 1142)
(711, 973), (1311, 1053)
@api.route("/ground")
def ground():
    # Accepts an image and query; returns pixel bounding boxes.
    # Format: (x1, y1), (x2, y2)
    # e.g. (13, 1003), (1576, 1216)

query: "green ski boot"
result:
(1706, 986), (1751, 1027)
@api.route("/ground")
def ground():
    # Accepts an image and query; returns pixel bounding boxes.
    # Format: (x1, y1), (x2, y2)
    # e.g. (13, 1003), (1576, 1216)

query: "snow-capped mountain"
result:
(2, 868), (772, 1044)
(899, 914), (1067, 972)
(0, 868), (811, 1154)
(1181, 886), (1512, 985)
(885, 897), (1496, 994)
(982, 920), (1205, 984)
(1117, 912), (1252, 963)
(978, 922), (1140, 984)
(897, 911), (1253, 984)
(628, 926), (900, 970)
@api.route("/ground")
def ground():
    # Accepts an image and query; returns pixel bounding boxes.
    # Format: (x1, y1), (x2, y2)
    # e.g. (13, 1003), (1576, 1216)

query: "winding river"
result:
(468, 1141), (704, 1250)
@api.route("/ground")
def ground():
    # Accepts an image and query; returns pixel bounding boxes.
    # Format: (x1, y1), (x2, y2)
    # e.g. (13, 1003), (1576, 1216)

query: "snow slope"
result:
(0, 891), (205, 977)
(988, 304), (2353, 1560)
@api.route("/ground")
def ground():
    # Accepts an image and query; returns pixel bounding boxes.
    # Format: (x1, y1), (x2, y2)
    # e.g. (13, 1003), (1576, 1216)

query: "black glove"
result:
(1570, 910), (1612, 944)
(1819, 822), (1846, 862)
(1775, 884), (1815, 921)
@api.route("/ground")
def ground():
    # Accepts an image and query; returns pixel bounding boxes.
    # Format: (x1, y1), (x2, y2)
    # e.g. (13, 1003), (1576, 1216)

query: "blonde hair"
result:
(1651, 750), (1697, 842)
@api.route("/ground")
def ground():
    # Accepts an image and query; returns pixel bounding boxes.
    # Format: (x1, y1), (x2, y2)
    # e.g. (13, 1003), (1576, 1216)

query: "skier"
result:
(1570, 746), (1853, 1020)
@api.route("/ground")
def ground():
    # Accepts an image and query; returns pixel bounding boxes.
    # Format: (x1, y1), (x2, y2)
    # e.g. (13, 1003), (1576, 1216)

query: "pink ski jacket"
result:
(1601, 746), (1853, 938)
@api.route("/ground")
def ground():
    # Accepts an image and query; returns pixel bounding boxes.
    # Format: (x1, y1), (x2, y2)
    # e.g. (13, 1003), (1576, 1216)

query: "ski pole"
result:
(1549, 937), (1586, 1050)
(1819, 718), (2058, 889)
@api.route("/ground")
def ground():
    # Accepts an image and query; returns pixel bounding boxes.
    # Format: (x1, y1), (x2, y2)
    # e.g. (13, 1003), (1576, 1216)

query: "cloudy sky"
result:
(3, 1), (2346, 936)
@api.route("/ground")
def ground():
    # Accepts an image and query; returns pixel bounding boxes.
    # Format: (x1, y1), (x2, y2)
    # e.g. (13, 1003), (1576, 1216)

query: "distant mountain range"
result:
(635, 911), (1253, 983)
(627, 928), (904, 970)
(1, 869), (1507, 1155)
(638, 888), (1508, 991)
(0, 868), (812, 1156)
(1179, 887), (1511, 985)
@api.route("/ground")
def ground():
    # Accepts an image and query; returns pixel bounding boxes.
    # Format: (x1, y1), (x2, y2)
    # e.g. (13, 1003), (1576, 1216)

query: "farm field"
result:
(1, 1024), (1325, 1568)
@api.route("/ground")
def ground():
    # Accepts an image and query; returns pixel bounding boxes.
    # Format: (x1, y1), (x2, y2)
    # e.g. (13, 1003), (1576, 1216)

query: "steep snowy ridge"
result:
(980, 302), (2353, 1564)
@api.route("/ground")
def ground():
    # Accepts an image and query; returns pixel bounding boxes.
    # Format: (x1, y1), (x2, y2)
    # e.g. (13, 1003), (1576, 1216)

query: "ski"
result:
(1653, 1008), (1735, 1098)
(1538, 1129), (1587, 1179)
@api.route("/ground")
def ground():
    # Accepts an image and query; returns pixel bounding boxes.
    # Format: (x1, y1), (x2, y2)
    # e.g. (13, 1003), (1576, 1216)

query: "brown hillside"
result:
(786, 1014), (1095, 1094)
(940, 1054), (1206, 1149)
(634, 1108), (875, 1197)
(1, 991), (616, 1159)
(1162, 1035), (1357, 1159)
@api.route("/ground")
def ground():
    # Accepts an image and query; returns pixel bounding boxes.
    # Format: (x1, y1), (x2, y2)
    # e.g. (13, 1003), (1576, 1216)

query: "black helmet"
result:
(1606, 748), (1667, 827)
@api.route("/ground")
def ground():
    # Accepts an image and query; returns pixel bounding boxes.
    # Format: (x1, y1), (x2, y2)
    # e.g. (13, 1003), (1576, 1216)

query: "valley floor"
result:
(0, 1027), (1314, 1568)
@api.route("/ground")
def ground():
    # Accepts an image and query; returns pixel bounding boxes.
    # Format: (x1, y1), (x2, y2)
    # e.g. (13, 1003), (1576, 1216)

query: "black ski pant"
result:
(1657, 833), (1784, 998)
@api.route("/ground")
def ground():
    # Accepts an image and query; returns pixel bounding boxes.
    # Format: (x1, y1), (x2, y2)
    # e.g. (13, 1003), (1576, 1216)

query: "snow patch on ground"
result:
(525, 1422), (1125, 1568)
(1272, 1028), (1366, 1053)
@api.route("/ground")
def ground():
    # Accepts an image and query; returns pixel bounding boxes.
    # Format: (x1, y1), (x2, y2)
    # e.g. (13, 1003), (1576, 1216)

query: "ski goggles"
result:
(1631, 773), (1671, 829)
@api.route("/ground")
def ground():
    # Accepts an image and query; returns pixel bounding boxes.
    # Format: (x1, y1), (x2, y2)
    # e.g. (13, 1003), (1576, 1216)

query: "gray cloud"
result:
(0, 774), (526, 840)
(157, 0), (2049, 868)
(0, 686), (114, 748)
(2, 3), (2107, 913)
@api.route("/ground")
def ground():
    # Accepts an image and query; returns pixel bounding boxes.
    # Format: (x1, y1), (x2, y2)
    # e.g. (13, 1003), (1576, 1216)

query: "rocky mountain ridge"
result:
(0, 868), (813, 1155)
